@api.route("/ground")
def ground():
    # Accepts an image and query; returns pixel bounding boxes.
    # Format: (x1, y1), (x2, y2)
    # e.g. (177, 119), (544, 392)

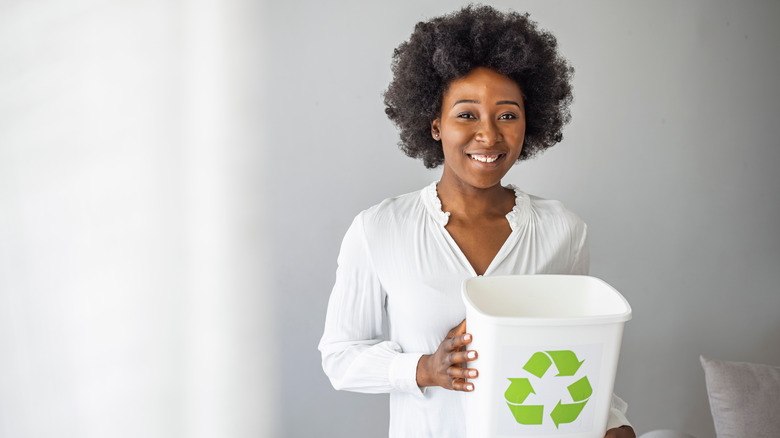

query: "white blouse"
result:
(319, 182), (629, 437)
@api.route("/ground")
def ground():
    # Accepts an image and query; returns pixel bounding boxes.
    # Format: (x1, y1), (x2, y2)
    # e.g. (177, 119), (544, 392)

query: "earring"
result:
(433, 132), (439, 139)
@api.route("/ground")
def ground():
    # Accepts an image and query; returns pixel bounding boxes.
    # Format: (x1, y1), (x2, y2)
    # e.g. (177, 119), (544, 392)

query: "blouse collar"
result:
(421, 181), (529, 231)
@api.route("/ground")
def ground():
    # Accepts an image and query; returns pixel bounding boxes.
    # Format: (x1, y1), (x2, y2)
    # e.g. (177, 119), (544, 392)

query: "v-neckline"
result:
(440, 222), (519, 276)
(420, 181), (529, 276)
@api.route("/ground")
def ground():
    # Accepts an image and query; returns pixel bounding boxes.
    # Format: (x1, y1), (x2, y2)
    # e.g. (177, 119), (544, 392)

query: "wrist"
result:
(415, 354), (432, 388)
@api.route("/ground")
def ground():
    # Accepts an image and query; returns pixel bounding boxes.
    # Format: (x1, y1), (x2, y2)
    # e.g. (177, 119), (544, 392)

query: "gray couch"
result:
(638, 356), (780, 438)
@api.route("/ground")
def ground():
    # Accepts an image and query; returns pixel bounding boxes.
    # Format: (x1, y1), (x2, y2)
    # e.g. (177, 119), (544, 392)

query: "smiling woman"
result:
(432, 67), (527, 277)
(383, 5), (573, 170)
(434, 67), (527, 192)
(318, 5), (634, 438)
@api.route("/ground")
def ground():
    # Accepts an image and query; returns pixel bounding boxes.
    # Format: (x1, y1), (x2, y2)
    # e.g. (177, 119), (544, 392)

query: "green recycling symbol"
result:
(504, 350), (592, 428)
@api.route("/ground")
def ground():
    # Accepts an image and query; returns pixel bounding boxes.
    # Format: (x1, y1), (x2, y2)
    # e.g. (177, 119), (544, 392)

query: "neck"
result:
(436, 175), (514, 219)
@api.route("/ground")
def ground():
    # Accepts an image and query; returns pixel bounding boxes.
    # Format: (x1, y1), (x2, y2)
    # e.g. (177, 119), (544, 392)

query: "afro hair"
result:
(384, 5), (574, 168)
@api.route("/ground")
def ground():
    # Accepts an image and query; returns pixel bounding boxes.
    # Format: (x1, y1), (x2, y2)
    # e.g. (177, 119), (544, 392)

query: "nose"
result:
(475, 119), (500, 146)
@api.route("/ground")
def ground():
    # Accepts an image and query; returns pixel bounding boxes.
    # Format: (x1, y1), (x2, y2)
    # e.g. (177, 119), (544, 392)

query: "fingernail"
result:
(469, 370), (477, 378)
(467, 351), (476, 360)
(464, 334), (471, 341)
(466, 384), (474, 391)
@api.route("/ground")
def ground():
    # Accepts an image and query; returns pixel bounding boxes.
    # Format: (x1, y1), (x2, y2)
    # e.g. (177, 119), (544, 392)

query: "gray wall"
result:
(265, 1), (780, 437)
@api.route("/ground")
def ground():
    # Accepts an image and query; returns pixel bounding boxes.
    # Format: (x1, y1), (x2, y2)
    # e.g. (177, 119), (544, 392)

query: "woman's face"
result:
(432, 67), (526, 191)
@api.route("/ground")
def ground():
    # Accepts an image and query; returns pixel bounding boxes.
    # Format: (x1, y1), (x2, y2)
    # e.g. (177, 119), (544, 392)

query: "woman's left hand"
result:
(415, 319), (477, 391)
(605, 426), (636, 438)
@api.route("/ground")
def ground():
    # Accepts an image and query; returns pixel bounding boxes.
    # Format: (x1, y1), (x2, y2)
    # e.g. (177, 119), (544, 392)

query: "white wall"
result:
(264, 1), (780, 437)
(0, 1), (275, 437)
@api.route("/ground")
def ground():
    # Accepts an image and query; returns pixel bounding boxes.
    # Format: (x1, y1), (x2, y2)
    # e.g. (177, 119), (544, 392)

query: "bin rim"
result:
(461, 274), (632, 326)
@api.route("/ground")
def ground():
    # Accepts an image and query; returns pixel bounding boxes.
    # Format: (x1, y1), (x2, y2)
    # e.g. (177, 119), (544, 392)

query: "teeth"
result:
(470, 154), (499, 163)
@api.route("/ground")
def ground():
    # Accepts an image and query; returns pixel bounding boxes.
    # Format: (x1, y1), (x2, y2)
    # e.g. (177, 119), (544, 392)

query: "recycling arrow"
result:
(550, 400), (588, 428)
(504, 378), (534, 404)
(567, 376), (592, 402)
(548, 375), (593, 428)
(522, 350), (583, 378)
(506, 349), (593, 428)
(522, 352), (552, 378)
(505, 378), (543, 425)
(507, 403), (544, 425)
(546, 350), (584, 376)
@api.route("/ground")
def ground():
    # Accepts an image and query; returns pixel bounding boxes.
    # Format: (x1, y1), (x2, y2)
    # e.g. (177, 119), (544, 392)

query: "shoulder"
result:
(350, 187), (427, 239)
(528, 194), (583, 223)
(339, 187), (428, 267)
(522, 192), (587, 238)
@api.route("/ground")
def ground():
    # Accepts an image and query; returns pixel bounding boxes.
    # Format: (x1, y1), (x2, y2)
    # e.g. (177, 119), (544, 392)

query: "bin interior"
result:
(464, 275), (631, 321)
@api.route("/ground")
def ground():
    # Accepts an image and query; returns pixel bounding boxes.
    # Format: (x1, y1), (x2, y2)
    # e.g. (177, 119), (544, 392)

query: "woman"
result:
(319, 5), (635, 438)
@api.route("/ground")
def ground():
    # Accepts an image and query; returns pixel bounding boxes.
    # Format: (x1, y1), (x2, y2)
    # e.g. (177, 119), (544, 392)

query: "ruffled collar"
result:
(420, 181), (529, 231)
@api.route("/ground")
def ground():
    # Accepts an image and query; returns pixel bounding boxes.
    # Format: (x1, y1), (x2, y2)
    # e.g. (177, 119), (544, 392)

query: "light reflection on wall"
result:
(0, 1), (275, 437)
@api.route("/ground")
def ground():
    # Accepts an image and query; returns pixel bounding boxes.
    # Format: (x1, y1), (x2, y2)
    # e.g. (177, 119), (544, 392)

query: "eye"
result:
(456, 112), (476, 119)
(499, 113), (518, 120)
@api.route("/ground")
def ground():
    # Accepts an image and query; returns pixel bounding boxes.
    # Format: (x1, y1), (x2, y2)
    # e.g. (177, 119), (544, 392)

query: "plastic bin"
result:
(462, 275), (632, 438)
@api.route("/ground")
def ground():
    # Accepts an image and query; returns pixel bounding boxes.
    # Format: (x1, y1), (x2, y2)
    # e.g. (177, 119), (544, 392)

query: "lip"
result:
(466, 152), (506, 168)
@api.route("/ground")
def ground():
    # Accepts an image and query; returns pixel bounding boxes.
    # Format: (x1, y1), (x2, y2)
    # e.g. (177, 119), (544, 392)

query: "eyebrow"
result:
(452, 99), (522, 109)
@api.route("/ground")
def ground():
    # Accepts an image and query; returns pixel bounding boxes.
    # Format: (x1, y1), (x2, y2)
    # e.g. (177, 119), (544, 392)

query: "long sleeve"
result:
(318, 214), (424, 395)
(570, 223), (589, 275)
(606, 394), (631, 429)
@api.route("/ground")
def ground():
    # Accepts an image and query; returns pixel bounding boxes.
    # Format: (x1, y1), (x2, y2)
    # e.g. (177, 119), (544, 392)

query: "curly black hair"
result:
(384, 5), (574, 169)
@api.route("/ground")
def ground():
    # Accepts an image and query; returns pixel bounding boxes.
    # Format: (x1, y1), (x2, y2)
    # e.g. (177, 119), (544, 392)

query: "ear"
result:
(431, 118), (441, 141)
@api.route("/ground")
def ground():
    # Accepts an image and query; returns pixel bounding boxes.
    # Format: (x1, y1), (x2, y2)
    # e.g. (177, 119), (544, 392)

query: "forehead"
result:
(443, 67), (523, 102)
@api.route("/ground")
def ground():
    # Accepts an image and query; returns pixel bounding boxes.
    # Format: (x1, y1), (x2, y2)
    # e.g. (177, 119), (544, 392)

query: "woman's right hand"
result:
(416, 319), (478, 391)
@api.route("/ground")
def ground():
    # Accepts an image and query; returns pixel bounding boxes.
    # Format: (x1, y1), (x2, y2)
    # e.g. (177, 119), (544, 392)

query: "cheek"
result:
(442, 128), (472, 147)
(440, 140), (460, 159)
(506, 131), (525, 159)
(517, 132), (526, 148)
(509, 126), (526, 146)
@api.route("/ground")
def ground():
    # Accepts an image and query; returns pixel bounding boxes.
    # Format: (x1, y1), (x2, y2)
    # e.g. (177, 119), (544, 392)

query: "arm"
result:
(605, 426), (636, 438)
(318, 214), (423, 395)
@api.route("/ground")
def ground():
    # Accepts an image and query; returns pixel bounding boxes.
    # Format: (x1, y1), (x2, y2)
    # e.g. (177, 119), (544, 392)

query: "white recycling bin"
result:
(462, 275), (632, 438)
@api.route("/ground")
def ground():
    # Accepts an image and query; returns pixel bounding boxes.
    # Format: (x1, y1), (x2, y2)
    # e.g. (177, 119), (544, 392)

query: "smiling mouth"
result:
(468, 153), (504, 163)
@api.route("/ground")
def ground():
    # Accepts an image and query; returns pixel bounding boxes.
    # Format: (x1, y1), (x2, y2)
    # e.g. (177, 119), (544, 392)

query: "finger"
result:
(446, 366), (478, 380)
(445, 333), (468, 353)
(446, 349), (478, 366)
(446, 319), (467, 338)
(452, 378), (474, 392)
(449, 333), (474, 350)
